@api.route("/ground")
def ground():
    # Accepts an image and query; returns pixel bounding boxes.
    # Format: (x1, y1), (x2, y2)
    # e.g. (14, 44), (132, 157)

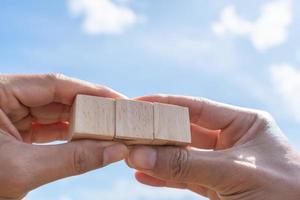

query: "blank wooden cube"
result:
(153, 103), (191, 145)
(115, 99), (154, 144)
(70, 95), (115, 140)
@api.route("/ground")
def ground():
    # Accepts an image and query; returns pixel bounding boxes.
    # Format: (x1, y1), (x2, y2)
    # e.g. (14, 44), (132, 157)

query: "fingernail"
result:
(128, 146), (157, 170)
(103, 144), (128, 166)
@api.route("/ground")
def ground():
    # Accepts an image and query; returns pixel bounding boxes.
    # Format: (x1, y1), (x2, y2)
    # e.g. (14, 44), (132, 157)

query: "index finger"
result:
(6, 73), (126, 107)
(135, 94), (255, 131)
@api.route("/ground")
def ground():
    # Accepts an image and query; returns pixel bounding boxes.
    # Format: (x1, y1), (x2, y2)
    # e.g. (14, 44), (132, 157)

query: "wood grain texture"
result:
(69, 95), (191, 145)
(153, 102), (191, 145)
(115, 99), (154, 144)
(69, 95), (115, 140)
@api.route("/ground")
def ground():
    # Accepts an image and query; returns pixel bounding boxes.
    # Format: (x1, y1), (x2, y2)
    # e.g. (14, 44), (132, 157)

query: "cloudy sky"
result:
(0, 0), (300, 199)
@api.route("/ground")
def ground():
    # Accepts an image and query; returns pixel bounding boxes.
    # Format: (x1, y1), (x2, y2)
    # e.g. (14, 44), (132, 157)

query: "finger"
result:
(128, 145), (233, 189)
(207, 191), (221, 200)
(0, 76), (30, 123)
(135, 171), (187, 188)
(188, 183), (211, 198)
(30, 103), (70, 124)
(32, 122), (69, 142)
(135, 94), (253, 130)
(135, 171), (167, 187)
(190, 124), (219, 149)
(25, 140), (128, 191)
(5, 104), (29, 123)
(13, 114), (32, 132)
(136, 94), (261, 148)
(0, 108), (22, 140)
(7, 74), (126, 107)
(51, 74), (127, 104)
(135, 171), (209, 197)
(21, 122), (69, 143)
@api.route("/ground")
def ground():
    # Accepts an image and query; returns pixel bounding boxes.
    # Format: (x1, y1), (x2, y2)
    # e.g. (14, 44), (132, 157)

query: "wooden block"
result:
(153, 103), (191, 145)
(115, 99), (154, 144)
(69, 95), (190, 146)
(69, 94), (115, 140)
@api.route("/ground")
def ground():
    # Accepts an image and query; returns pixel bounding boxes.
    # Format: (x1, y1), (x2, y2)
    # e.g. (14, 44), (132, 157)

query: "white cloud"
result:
(140, 33), (240, 72)
(270, 64), (300, 122)
(212, 0), (293, 51)
(68, 0), (138, 34)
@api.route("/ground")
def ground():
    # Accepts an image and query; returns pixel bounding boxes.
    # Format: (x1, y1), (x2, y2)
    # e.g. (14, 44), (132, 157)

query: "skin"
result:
(127, 94), (300, 200)
(0, 74), (128, 200)
(1, 74), (299, 200)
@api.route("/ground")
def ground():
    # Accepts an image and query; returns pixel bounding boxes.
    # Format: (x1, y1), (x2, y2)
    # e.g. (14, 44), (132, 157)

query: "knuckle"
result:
(0, 78), (11, 110)
(72, 146), (90, 175)
(0, 85), (6, 109)
(253, 110), (275, 130)
(0, 75), (9, 88)
(45, 73), (69, 102)
(45, 73), (67, 83)
(168, 148), (190, 180)
(154, 93), (167, 97)
(153, 93), (168, 100)
(256, 110), (273, 122)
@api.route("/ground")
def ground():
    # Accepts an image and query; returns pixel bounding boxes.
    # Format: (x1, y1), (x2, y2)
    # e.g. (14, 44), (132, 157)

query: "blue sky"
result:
(1, 0), (300, 199)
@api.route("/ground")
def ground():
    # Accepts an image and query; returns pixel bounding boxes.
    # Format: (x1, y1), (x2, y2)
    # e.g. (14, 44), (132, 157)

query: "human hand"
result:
(127, 94), (300, 200)
(0, 74), (128, 200)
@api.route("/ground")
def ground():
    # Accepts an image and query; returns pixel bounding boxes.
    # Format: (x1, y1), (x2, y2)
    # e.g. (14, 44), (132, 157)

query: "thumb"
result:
(127, 146), (232, 188)
(26, 140), (128, 190)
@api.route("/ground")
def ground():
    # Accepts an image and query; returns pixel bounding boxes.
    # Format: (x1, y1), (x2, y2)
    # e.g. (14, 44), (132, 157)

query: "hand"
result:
(0, 74), (128, 200)
(127, 94), (300, 200)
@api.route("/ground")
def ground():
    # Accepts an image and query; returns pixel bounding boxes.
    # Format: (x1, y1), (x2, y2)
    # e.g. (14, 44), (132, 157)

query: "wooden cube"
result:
(115, 99), (154, 144)
(69, 95), (191, 146)
(153, 103), (191, 145)
(69, 95), (115, 140)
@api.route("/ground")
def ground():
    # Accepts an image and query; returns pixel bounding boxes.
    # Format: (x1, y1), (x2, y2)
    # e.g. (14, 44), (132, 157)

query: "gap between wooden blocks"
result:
(69, 94), (191, 146)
